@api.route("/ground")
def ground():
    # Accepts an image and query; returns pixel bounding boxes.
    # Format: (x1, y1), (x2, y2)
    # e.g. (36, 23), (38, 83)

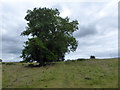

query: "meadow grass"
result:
(2, 58), (118, 88)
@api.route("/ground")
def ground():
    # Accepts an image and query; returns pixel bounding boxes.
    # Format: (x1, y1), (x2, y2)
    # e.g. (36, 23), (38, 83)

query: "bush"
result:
(28, 63), (34, 67)
(6, 63), (16, 65)
(77, 58), (85, 61)
(65, 60), (71, 64)
(90, 56), (95, 59)
(65, 60), (76, 64)
(71, 60), (76, 62)
(20, 61), (25, 63)
(2, 62), (5, 64)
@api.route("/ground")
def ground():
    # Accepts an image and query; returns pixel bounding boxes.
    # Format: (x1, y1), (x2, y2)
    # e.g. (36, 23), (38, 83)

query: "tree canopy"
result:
(20, 7), (79, 66)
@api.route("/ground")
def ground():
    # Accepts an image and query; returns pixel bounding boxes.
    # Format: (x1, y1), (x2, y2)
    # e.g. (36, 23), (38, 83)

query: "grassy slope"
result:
(2, 58), (118, 88)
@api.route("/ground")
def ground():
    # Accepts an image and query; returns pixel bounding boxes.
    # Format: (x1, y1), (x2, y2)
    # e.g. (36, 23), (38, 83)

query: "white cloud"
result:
(60, 6), (71, 18)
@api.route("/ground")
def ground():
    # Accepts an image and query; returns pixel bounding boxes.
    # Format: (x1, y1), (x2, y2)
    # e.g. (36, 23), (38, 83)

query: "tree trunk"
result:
(62, 54), (65, 61)
(38, 59), (44, 66)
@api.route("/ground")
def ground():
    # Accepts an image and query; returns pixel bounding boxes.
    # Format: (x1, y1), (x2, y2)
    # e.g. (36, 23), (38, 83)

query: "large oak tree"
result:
(21, 7), (79, 66)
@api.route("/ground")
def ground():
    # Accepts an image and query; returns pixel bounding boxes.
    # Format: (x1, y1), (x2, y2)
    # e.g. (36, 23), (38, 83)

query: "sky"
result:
(0, 0), (119, 62)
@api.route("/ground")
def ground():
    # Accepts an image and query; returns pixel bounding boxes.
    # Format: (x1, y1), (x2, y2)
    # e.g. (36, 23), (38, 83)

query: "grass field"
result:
(2, 58), (118, 88)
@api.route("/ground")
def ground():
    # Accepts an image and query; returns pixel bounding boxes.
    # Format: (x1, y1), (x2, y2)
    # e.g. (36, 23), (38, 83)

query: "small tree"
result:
(20, 7), (79, 66)
(90, 56), (95, 59)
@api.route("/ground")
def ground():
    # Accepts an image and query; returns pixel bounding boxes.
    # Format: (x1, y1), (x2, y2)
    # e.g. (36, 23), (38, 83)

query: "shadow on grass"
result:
(24, 62), (56, 68)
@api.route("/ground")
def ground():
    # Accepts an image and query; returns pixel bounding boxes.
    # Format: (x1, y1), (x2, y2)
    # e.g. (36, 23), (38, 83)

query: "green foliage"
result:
(20, 7), (79, 66)
(90, 56), (95, 59)
(6, 63), (16, 65)
(77, 58), (86, 61)
(28, 63), (34, 67)
(2, 62), (5, 64)
(20, 61), (26, 63)
(65, 60), (76, 64)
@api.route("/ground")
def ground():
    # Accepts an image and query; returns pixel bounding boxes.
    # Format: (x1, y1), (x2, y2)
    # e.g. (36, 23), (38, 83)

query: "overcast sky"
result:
(0, 0), (118, 62)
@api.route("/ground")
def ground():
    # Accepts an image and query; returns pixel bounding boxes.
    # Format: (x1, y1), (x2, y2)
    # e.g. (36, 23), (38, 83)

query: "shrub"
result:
(6, 63), (16, 65)
(65, 60), (71, 64)
(28, 63), (34, 67)
(77, 58), (85, 61)
(71, 60), (76, 62)
(2, 62), (5, 64)
(20, 61), (26, 63)
(65, 60), (76, 64)
(90, 56), (95, 59)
